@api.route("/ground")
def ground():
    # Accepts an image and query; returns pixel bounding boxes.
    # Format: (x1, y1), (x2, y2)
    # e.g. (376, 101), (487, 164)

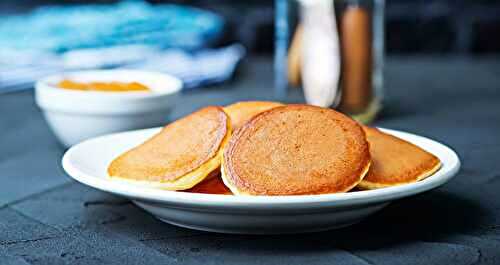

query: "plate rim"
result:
(62, 127), (461, 209)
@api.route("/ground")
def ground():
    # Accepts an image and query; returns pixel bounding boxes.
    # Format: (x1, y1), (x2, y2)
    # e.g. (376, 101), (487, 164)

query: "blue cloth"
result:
(125, 44), (245, 89)
(0, 1), (224, 52)
(0, 44), (246, 93)
(0, 2), (244, 93)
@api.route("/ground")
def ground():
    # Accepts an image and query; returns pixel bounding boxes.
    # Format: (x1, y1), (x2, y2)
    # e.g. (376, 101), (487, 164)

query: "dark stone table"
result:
(1, 57), (500, 264)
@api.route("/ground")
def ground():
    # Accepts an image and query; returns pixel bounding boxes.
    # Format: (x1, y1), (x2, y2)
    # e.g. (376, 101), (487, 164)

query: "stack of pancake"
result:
(108, 101), (441, 195)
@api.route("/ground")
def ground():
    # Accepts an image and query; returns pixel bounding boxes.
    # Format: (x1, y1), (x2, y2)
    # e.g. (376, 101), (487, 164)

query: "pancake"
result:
(185, 170), (232, 195)
(357, 127), (441, 190)
(224, 101), (284, 129)
(222, 104), (371, 195)
(108, 106), (231, 190)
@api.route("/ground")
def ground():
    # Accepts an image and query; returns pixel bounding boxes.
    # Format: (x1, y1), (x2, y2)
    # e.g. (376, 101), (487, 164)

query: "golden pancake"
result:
(185, 170), (232, 195)
(223, 101), (284, 129)
(108, 106), (231, 190)
(357, 127), (441, 190)
(222, 104), (371, 195)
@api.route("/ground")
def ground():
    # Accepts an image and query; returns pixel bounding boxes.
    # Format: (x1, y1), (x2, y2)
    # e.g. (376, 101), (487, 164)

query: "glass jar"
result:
(275, 0), (384, 123)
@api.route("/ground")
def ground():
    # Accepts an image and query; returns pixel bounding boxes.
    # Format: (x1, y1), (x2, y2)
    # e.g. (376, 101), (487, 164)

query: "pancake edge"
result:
(108, 116), (232, 191)
(223, 101), (285, 129)
(224, 101), (284, 109)
(356, 160), (442, 190)
(221, 149), (372, 196)
(222, 104), (372, 195)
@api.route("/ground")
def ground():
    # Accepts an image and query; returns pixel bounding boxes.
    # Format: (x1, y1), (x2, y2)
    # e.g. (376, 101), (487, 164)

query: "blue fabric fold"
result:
(0, 1), (224, 52)
(0, 1), (245, 93)
(0, 44), (246, 93)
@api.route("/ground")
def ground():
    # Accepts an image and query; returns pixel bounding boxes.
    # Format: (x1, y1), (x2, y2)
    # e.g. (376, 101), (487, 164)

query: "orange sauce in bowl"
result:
(57, 79), (150, 92)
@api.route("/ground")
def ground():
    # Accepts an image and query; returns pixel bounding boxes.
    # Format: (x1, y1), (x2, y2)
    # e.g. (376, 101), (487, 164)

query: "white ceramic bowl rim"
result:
(37, 69), (182, 98)
(35, 70), (182, 115)
(62, 128), (460, 209)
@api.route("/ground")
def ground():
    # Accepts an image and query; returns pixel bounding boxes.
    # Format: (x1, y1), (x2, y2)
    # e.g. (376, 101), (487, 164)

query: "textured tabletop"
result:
(1, 57), (500, 265)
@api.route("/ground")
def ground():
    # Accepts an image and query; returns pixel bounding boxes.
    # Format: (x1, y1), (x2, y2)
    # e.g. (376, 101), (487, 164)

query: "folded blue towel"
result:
(125, 44), (246, 89)
(0, 1), (224, 52)
(0, 2), (244, 93)
(0, 44), (246, 93)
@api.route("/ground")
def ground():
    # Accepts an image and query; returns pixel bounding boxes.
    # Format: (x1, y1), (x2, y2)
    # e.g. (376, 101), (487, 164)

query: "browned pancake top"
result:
(363, 127), (441, 185)
(224, 104), (371, 195)
(185, 171), (232, 195)
(108, 106), (228, 182)
(224, 101), (284, 129)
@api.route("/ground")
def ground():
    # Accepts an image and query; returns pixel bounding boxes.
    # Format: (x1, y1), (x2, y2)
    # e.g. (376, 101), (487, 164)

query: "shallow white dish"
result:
(35, 70), (182, 147)
(62, 127), (460, 234)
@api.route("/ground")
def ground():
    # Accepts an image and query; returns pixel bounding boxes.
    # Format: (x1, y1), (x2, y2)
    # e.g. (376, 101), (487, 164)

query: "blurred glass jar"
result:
(276, 0), (384, 123)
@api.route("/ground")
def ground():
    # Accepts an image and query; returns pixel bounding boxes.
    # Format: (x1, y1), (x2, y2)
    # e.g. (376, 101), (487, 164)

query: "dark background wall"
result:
(2, 0), (500, 55)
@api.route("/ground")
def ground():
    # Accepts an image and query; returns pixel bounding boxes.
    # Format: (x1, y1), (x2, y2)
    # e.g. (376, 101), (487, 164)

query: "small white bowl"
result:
(35, 70), (182, 147)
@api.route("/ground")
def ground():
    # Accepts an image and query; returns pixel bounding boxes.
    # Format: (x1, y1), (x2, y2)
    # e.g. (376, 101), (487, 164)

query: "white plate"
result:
(62, 127), (460, 234)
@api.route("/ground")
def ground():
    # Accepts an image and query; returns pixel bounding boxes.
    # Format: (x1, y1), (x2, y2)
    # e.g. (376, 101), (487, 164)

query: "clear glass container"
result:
(275, 0), (384, 123)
